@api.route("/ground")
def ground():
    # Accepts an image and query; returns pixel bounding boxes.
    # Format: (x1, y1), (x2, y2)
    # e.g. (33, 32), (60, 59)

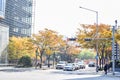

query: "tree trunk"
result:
(47, 55), (50, 68)
(40, 49), (44, 68)
(99, 58), (102, 69)
(35, 55), (38, 69)
(53, 52), (55, 68)
(102, 44), (105, 68)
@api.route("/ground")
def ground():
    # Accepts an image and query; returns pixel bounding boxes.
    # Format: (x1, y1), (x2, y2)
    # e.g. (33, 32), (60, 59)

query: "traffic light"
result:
(84, 38), (92, 41)
(68, 38), (76, 41)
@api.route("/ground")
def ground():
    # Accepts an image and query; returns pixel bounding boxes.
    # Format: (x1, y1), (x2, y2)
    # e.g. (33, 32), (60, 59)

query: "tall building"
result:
(0, 0), (33, 64)
(0, 0), (33, 37)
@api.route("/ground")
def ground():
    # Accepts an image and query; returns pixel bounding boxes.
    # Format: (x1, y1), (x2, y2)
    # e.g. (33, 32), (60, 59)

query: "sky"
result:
(34, 0), (120, 37)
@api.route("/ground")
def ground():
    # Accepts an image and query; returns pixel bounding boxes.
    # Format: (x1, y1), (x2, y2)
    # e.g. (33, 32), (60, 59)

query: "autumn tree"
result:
(65, 42), (80, 62)
(32, 28), (65, 68)
(8, 36), (35, 63)
(76, 24), (120, 68)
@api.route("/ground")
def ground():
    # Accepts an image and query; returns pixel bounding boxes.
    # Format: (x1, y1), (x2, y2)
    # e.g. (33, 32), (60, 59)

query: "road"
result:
(0, 66), (119, 80)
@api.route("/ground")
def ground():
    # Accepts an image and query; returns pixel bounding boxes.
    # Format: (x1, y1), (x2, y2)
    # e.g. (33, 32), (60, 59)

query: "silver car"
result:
(63, 63), (76, 71)
(78, 62), (86, 69)
(56, 61), (67, 69)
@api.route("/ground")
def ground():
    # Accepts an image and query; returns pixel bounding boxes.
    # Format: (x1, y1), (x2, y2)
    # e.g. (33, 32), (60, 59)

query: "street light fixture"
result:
(80, 6), (99, 72)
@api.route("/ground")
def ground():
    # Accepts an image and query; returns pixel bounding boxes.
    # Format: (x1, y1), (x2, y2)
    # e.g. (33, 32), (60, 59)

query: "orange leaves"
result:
(33, 28), (65, 56)
(100, 30), (111, 38)
(77, 24), (111, 40)
(8, 36), (35, 59)
(115, 34), (120, 41)
(66, 46), (80, 55)
(45, 48), (53, 55)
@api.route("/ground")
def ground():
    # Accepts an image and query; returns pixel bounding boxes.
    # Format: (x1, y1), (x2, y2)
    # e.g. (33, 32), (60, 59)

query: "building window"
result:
(21, 28), (27, 34)
(13, 27), (18, 32)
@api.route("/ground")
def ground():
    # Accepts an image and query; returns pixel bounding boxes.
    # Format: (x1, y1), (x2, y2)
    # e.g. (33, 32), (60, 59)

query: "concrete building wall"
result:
(0, 23), (9, 63)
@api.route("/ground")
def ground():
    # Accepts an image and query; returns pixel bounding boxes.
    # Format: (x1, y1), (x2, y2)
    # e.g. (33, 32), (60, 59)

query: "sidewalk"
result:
(107, 71), (120, 77)
(89, 70), (120, 77)
(35, 65), (55, 70)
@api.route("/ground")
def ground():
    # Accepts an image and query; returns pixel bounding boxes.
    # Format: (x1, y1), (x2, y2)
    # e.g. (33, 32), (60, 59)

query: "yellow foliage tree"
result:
(76, 23), (120, 68)
(8, 36), (35, 62)
(32, 28), (65, 68)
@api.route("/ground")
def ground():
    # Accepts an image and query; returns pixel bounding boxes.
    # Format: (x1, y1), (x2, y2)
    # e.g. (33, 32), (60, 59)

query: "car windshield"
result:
(59, 61), (66, 64)
(89, 62), (95, 64)
(78, 62), (84, 64)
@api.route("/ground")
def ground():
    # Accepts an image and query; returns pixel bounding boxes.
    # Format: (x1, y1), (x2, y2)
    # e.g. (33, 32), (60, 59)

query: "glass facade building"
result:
(0, 0), (33, 37)
(0, 0), (6, 19)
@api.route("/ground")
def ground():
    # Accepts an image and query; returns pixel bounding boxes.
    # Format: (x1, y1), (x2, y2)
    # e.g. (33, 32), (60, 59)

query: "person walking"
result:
(104, 63), (108, 75)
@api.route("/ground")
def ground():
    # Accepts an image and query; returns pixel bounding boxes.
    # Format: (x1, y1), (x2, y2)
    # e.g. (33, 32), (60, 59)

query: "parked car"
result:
(63, 63), (76, 71)
(78, 62), (86, 69)
(56, 61), (67, 69)
(73, 63), (79, 70)
(88, 62), (95, 67)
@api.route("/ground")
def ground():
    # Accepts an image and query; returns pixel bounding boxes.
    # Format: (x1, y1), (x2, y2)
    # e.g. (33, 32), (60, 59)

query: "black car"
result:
(88, 62), (95, 67)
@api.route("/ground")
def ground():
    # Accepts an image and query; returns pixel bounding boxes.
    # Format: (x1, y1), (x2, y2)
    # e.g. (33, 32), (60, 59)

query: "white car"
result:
(78, 62), (86, 69)
(56, 61), (67, 69)
(63, 63), (76, 71)
(73, 63), (79, 70)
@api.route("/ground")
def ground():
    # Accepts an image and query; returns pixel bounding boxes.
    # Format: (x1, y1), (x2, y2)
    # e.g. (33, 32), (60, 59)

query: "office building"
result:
(0, 0), (33, 37)
(0, 0), (33, 63)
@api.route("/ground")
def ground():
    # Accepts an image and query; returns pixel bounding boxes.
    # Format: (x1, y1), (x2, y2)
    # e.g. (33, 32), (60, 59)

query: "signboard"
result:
(0, 0), (6, 19)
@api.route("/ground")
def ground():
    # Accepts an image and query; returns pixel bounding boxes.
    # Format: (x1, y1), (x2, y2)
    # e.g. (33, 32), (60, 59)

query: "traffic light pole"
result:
(112, 25), (115, 75)
(112, 20), (117, 75)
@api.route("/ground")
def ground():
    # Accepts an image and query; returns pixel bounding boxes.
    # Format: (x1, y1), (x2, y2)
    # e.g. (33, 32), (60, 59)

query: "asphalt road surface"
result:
(0, 66), (119, 80)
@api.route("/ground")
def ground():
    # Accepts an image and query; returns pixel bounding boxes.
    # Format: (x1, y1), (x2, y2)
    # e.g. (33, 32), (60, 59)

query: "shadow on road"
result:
(50, 70), (102, 75)
(0, 67), (35, 72)
(64, 76), (103, 80)
(63, 75), (117, 80)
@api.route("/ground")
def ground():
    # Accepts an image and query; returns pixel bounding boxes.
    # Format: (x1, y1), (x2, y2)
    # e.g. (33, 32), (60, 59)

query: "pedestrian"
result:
(104, 63), (108, 75)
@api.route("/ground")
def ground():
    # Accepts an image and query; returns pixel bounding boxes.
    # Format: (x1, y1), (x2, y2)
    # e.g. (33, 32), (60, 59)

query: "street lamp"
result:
(80, 6), (99, 72)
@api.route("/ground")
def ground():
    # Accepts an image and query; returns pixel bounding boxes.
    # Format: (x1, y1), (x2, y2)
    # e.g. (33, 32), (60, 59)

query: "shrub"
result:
(17, 56), (32, 67)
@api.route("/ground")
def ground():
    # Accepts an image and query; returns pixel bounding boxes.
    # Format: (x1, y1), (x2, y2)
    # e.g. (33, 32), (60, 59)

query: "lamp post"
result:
(80, 6), (99, 72)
